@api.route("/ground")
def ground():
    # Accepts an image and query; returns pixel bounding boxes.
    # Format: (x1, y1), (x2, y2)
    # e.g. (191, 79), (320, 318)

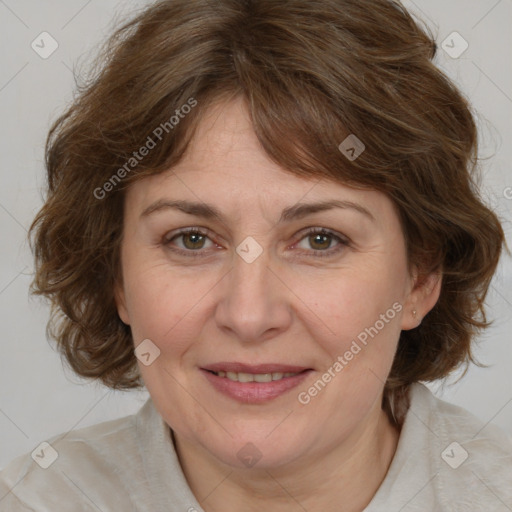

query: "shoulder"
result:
(0, 400), (154, 512)
(367, 383), (512, 511)
(407, 384), (512, 510)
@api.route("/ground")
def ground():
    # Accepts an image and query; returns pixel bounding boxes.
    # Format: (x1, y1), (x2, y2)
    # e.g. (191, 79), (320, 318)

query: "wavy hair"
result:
(30, 0), (505, 424)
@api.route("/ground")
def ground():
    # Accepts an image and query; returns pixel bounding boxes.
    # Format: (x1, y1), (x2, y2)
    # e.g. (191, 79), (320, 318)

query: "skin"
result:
(115, 96), (441, 511)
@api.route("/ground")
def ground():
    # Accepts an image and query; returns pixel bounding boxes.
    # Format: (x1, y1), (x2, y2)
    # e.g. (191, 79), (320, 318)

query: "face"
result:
(116, 96), (438, 470)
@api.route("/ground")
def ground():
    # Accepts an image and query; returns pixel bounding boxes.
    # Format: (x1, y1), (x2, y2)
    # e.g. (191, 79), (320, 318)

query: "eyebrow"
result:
(280, 200), (374, 222)
(141, 200), (224, 221)
(140, 199), (375, 222)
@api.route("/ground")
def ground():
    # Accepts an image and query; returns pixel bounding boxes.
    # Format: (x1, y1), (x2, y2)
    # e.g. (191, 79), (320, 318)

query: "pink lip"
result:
(201, 365), (313, 404)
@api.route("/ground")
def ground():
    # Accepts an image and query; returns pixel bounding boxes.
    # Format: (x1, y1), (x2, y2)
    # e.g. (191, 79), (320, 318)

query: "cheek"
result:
(289, 262), (407, 408)
(121, 260), (219, 353)
(295, 264), (406, 339)
(295, 268), (404, 412)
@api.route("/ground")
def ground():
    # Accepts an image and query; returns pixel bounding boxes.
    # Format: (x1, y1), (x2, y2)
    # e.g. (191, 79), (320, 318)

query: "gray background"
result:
(0, 0), (511, 469)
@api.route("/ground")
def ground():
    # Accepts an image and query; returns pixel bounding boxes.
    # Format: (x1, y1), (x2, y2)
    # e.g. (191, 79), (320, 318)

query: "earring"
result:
(412, 309), (417, 318)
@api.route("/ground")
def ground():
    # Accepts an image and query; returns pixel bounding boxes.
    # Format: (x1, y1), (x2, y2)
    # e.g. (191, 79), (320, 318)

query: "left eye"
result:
(295, 230), (345, 253)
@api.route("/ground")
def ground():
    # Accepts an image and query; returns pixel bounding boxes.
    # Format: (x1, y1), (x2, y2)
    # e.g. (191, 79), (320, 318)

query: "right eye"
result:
(163, 227), (221, 257)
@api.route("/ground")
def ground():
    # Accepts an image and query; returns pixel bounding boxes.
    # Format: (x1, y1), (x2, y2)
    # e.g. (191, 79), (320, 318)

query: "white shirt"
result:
(1, 383), (511, 511)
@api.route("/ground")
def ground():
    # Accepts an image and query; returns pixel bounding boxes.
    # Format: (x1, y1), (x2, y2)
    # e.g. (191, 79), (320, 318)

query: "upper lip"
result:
(202, 362), (312, 374)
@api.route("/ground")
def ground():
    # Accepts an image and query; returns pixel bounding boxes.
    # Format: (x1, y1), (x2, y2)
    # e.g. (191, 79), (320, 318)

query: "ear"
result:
(401, 268), (442, 330)
(114, 280), (131, 325)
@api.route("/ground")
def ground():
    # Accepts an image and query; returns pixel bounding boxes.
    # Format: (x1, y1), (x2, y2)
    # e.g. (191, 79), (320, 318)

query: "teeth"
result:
(254, 373), (272, 383)
(237, 372), (254, 383)
(213, 371), (300, 382)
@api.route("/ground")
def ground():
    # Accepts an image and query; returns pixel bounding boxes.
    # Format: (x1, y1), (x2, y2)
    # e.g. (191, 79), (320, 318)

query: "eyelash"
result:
(163, 227), (349, 259)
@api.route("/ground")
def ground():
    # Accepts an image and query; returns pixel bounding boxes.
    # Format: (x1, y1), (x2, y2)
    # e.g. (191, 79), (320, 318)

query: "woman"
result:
(1, 0), (511, 510)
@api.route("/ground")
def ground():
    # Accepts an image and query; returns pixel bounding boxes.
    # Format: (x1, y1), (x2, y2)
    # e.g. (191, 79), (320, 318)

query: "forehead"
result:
(172, 96), (300, 190)
(124, 96), (394, 221)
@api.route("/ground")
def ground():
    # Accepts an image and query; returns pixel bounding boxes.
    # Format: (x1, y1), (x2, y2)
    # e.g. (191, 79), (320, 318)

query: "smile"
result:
(210, 371), (302, 382)
(201, 364), (313, 403)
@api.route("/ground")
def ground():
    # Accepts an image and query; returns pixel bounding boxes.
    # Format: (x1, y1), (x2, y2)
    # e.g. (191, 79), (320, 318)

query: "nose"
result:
(214, 250), (293, 343)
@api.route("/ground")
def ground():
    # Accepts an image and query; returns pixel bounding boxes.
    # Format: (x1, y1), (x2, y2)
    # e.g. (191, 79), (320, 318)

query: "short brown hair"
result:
(30, 0), (504, 422)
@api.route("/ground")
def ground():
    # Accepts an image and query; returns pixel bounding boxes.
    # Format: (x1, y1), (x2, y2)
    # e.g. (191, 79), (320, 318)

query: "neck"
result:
(174, 405), (399, 512)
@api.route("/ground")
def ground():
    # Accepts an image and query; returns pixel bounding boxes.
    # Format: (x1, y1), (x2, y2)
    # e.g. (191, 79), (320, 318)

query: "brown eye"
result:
(164, 229), (215, 253)
(294, 228), (348, 257)
(308, 233), (333, 250)
(182, 232), (207, 250)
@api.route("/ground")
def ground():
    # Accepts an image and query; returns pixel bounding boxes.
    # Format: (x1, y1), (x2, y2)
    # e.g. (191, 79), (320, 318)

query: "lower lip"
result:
(201, 369), (313, 404)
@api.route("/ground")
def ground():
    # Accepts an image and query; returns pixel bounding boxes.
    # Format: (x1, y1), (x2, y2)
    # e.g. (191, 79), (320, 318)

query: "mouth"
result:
(206, 370), (305, 382)
(200, 363), (313, 403)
